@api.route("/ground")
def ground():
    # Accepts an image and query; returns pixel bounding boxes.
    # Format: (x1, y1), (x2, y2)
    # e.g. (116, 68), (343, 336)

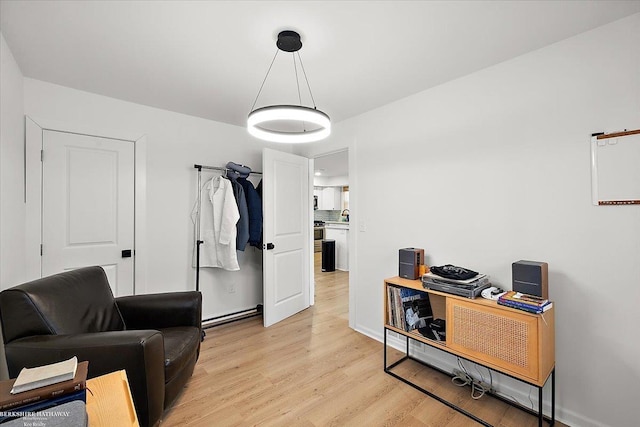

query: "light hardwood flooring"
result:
(161, 254), (563, 426)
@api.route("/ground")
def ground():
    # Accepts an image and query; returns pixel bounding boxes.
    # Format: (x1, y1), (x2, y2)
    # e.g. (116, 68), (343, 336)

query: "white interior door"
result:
(262, 148), (311, 327)
(42, 130), (135, 296)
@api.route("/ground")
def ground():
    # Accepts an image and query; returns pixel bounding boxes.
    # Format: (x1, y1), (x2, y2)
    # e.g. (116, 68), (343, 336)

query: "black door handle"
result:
(265, 243), (275, 250)
(122, 249), (132, 258)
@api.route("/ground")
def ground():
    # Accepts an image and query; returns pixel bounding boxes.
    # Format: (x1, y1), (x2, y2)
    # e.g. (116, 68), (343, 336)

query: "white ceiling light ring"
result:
(248, 105), (331, 144)
(248, 126), (331, 144)
(248, 30), (331, 144)
(248, 105), (330, 129)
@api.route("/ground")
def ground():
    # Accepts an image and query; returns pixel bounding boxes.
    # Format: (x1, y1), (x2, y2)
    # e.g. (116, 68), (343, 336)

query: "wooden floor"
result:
(162, 254), (562, 426)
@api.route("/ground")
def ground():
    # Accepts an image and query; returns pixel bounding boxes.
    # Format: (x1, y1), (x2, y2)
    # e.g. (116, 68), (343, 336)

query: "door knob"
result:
(265, 243), (275, 250)
(122, 249), (132, 258)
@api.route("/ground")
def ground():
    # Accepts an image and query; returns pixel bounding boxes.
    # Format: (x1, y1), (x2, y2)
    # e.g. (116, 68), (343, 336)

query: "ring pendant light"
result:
(248, 30), (331, 143)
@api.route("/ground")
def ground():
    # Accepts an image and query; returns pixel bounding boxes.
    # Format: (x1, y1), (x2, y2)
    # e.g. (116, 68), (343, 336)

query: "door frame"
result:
(24, 116), (148, 293)
(311, 148), (355, 330)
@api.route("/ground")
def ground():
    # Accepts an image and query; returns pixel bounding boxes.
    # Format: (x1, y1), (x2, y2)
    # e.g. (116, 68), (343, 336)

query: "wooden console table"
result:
(383, 276), (555, 426)
(86, 370), (139, 427)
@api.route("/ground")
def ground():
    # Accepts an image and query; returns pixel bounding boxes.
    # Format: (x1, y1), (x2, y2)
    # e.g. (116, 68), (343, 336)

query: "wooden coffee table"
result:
(86, 370), (139, 426)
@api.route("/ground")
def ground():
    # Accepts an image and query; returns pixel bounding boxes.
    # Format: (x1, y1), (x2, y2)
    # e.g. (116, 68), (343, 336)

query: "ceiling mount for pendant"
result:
(276, 30), (302, 53)
(247, 30), (331, 144)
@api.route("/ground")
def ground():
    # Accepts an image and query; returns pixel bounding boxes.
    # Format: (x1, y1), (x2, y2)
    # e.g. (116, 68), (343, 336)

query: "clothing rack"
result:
(193, 164), (263, 329)
(194, 164), (263, 174)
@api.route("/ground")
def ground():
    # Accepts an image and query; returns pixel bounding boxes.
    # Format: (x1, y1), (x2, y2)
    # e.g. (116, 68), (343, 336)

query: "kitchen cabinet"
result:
(314, 187), (334, 210)
(324, 223), (348, 271)
(320, 187), (341, 210)
(314, 186), (346, 211)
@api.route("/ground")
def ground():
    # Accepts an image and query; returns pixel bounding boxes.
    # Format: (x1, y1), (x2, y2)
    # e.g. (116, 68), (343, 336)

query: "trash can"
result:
(322, 239), (335, 272)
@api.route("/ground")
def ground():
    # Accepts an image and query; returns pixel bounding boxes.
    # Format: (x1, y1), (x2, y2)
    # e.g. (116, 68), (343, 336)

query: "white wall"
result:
(0, 32), (25, 380)
(0, 33), (26, 290)
(300, 13), (640, 427)
(314, 175), (348, 187)
(22, 78), (282, 321)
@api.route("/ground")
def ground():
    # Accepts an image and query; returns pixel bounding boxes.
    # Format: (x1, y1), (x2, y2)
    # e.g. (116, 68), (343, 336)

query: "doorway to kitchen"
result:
(312, 149), (349, 319)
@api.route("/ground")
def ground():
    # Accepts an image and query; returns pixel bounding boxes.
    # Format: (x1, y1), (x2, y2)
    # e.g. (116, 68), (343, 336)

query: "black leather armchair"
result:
(0, 267), (202, 427)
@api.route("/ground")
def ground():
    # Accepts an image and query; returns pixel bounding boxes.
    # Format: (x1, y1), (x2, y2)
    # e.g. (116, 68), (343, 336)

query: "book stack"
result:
(0, 357), (88, 425)
(497, 291), (552, 314)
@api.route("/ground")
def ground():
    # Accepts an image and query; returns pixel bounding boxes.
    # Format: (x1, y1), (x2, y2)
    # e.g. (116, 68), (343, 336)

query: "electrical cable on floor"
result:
(474, 364), (486, 384)
(458, 359), (470, 377)
(528, 386), (535, 410)
(452, 358), (491, 400)
(471, 380), (491, 400)
(452, 370), (473, 387)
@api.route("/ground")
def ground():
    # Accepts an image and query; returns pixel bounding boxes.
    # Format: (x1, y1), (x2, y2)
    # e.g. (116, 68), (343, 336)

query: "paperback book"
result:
(10, 357), (78, 395)
(499, 291), (548, 306)
(498, 291), (552, 314)
(0, 361), (88, 411)
(0, 389), (86, 423)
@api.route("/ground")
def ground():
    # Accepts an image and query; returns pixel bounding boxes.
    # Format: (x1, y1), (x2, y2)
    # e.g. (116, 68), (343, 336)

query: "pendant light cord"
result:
(292, 53), (306, 132)
(297, 51), (317, 109)
(250, 49), (280, 112)
(250, 48), (318, 114)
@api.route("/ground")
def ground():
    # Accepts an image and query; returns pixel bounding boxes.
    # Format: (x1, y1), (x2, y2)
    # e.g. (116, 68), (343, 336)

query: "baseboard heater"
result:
(201, 304), (263, 329)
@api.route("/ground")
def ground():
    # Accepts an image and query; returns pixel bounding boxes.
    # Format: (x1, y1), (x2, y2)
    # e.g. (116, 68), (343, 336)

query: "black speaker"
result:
(399, 248), (424, 280)
(512, 260), (548, 299)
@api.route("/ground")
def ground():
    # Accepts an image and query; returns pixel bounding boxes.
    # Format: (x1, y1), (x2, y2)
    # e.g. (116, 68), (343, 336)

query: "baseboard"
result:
(353, 324), (382, 343)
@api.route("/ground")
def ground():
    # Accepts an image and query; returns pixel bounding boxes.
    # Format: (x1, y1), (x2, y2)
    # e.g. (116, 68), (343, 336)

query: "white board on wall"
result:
(591, 129), (640, 206)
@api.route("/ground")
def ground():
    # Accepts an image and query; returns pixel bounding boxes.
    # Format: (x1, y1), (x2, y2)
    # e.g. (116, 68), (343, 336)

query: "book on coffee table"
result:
(10, 356), (78, 394)
(1, 360), (88, 410)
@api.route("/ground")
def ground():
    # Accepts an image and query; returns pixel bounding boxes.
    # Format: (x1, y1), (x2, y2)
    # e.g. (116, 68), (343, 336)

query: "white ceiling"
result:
(2, 1), (639, 131)
(314, 150), (348, 178)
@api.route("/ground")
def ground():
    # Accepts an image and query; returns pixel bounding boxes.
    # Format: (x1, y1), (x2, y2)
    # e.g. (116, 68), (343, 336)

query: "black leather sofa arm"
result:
(4, 330), (162, 374)
(4, 331), (165, 427)
(116, 291), (202, 330)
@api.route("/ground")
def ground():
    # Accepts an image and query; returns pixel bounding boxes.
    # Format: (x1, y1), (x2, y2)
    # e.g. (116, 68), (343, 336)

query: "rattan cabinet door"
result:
(447, 298), (540, 382)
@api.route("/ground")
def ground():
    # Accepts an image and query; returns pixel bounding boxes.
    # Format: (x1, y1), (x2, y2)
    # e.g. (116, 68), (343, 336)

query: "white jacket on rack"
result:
(195, 175), (240, 271)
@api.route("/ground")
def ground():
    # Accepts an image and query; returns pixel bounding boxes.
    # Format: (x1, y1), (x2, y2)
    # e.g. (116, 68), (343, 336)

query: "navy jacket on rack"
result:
(230, 180), (250, 251)
(237, 177), (262, 248)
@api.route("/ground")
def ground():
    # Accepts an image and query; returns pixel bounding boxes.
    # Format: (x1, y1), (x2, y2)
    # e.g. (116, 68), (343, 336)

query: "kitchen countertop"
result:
(324, 221), (350, 228)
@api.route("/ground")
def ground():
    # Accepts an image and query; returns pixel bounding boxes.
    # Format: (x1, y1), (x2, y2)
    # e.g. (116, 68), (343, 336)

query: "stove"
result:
(313, 221), (325, 252)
